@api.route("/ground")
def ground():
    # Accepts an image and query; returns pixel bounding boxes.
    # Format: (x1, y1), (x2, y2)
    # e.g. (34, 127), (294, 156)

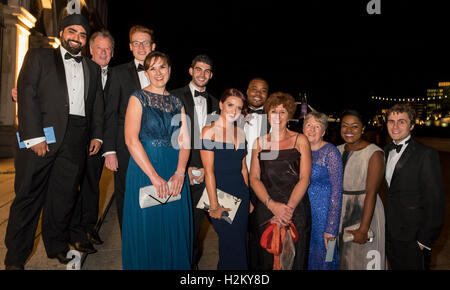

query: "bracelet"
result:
(264, 197), (272, 208)
(209, 205), (220, 212)
(174, 171), (185, 177)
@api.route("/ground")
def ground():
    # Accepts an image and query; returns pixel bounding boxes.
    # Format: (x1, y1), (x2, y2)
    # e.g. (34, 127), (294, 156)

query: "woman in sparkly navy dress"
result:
(250, 92), (312, 270)
(200, 88), (250, 270)
(303, 112), (343, 270)
(122, 52), (192, 269)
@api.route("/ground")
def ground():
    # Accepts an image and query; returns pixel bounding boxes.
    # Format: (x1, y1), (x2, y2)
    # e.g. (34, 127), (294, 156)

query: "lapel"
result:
(390, 138), (416, 187)
(206, 92), (213, 114)
(183, 86), (199, 140)
(81, 57), (90, 101)
(53, 48), (70, 107)
(128, 61), (142, 89)
(104, 68), (111, 93)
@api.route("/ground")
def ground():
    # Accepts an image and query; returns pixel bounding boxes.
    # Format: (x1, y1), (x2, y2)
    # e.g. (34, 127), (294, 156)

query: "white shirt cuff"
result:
(94, 138), (103, 144)
(418, 241), (431, 251)
(24, 137), (46, 148)
(102, 151), (116, 157)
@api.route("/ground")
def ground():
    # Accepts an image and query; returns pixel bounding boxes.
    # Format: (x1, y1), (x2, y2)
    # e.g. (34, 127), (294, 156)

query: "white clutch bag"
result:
(196, 187), (242, 224)
(343, 223), (374, 243)
(139, 182), (181, 209)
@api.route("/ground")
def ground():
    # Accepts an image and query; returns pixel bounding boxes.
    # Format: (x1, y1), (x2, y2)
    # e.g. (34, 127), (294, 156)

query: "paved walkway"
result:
(1, 137), (449, 270)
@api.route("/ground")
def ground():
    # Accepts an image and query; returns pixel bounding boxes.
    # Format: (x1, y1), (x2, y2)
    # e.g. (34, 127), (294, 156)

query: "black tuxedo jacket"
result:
(171, 85), (219, 168)
(384, 138), (445, 247)
(17, 47), (104, 151)
(103, 61), (141, 152)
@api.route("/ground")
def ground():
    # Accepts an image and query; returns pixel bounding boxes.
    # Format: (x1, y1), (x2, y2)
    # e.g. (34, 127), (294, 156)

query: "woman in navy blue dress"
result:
(122, 51), (192, 269)
(200, 88), (249, 270)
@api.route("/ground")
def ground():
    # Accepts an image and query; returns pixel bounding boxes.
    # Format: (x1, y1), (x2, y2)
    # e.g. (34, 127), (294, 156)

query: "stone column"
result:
(0, 4), (36, 157)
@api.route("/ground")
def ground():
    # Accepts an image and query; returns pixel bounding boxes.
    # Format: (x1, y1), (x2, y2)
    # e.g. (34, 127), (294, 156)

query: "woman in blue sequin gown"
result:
(303, 112), (343, 270)
(200, 88), (250, 270)
(122, 52), (192, 270)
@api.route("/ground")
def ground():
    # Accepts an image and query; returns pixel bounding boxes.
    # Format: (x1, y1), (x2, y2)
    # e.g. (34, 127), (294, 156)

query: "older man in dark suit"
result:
(69, 29), (115, 252)
(171, 55), (219, 269)
(4, 14), (104, 269)
(384, 104), (445, 270)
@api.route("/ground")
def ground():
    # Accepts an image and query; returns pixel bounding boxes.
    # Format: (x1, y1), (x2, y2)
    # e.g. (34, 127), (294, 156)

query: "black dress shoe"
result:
(49, 252), (74, 265)
(73, 241), (97, 254)
(87, 231), (103, 245)
(5, 265), (24, 270)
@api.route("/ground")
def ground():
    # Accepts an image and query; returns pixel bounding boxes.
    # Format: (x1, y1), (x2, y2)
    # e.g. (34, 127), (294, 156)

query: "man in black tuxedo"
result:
(103, 25), (155, 230)
(384, 104), (445, 270)
(4, 14), (104, 269)
(171, 55), (219, 269)
(69, 29), (115, 252)
(243, 78), (270, 270)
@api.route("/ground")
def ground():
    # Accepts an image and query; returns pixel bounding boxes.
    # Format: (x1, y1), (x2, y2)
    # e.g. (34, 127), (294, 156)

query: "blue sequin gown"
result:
(122, 90), (193, 270)
(201, 140), (249, 270)
(307, 143), (343, 270)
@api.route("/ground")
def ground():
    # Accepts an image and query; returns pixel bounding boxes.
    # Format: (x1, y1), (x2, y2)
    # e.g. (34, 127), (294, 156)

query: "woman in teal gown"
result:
(122, 51), (192, 269)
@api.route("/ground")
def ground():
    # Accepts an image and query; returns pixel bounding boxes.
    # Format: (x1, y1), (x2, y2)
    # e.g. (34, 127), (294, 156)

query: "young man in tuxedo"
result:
(243, 78), (270, 270)
(384, 104), (445, 270)
(4, 14), (104, 269)
(171, 55), (219, 269)
(69, 30), (115, 252)
(103, 25), (155, 230)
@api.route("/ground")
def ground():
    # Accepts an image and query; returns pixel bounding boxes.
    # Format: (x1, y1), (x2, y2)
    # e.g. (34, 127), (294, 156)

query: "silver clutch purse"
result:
(343, 223), (374, 242)
(139, 182), (181, 208)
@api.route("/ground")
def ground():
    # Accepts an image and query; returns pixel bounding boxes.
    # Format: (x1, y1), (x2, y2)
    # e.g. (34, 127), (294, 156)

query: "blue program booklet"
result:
(17, 127), (56, 149)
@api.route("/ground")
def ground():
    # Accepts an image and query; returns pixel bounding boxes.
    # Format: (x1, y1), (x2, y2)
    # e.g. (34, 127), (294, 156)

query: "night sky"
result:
(107, 0), (450, 116)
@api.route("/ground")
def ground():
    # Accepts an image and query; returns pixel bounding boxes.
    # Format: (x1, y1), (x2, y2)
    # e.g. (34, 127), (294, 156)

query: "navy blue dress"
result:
(122, 90), (193, 270)
(201, 140), (249, 270)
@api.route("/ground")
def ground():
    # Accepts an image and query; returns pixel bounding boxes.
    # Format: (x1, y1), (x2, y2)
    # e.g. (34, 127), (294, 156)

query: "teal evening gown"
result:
(122, 90), (193, 270)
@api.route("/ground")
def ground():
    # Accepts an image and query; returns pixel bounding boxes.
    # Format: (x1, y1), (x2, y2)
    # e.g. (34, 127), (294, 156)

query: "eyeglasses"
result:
(131, 41), (153, 47)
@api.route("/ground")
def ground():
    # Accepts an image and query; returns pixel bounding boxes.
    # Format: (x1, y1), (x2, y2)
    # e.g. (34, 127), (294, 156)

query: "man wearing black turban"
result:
(4, 13), (104, 269)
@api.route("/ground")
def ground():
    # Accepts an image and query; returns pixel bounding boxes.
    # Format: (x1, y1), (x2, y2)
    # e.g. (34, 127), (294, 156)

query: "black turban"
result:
(60, 14), (90, 36)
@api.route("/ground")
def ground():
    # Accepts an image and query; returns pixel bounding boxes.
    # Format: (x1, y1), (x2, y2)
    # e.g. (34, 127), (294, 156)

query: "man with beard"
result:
(171, 55), (219, 270)
(103, 25), (155, 230)
(243, 78), (270, 270)
(4, 14), (103, 269)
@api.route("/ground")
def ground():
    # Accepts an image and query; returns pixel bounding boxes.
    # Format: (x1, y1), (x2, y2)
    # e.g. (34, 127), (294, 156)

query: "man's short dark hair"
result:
(386, 104), (416, 123)
(191, 55), (213, 70)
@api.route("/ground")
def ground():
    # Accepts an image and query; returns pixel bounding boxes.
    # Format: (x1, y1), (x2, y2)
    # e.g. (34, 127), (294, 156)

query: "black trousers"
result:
(190, 182), (208, 265)
(386, 235), (431, 270)
(69, 152), (104, 243)
(247, 188), (262, 270)
(113, 126), (130, 231)
(5, 116), (88, 265)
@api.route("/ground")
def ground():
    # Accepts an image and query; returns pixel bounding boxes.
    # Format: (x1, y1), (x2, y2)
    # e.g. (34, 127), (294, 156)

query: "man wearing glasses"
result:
(103, 25), (156, 230)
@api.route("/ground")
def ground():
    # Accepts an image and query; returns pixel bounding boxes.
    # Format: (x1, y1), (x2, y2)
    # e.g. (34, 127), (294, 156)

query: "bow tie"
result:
(137, 63), (145, 72)
(64, 52), (82, 63)
(248, 108), (264, 114)
(388, 139), (410, 153)
(194, 90), (207, 97)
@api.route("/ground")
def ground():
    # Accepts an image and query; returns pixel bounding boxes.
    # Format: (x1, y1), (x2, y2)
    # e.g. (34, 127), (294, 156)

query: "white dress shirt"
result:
(101, 65), (108, 89)
(188, 82), (207, 130)
(134, 59), (150, 88)
(244, 106), (264, 170)
(24, 47), (85, 148)
(385, 135), (411, 187)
